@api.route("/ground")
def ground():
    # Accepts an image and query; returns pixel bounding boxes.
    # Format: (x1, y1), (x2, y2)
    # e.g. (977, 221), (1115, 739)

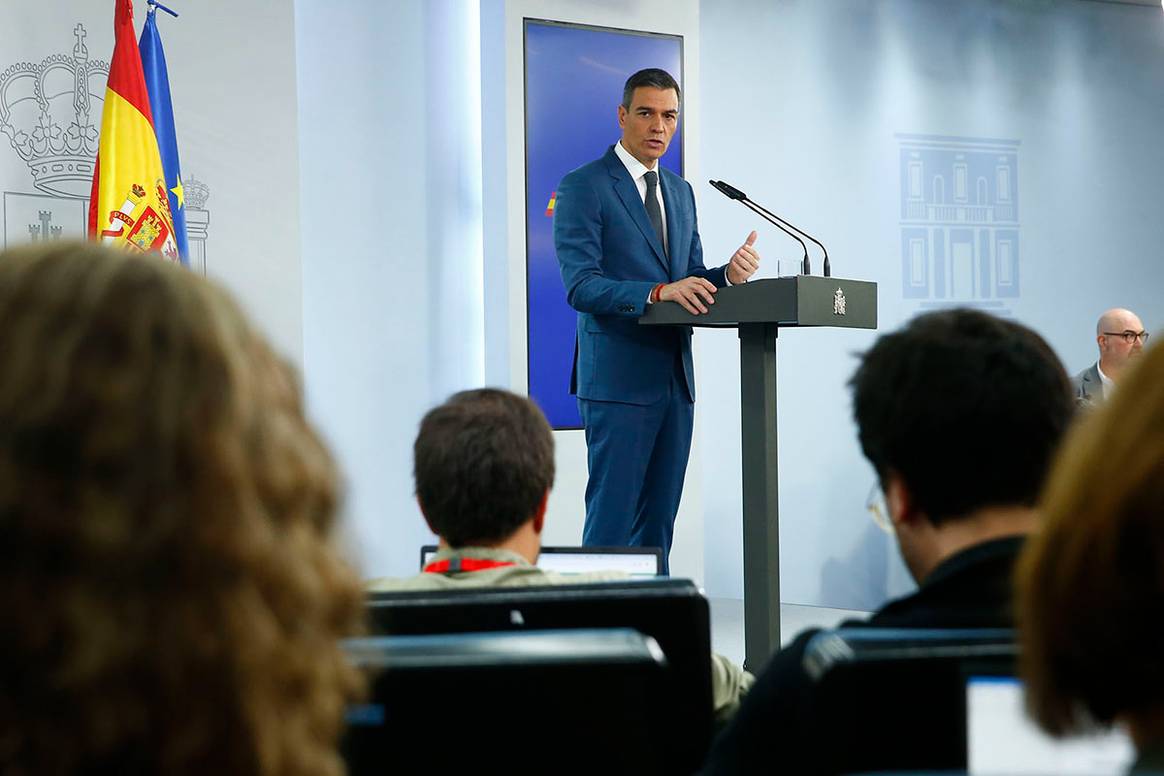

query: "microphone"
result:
(709, 179), (747, 201)
(709, 180), (831, 277)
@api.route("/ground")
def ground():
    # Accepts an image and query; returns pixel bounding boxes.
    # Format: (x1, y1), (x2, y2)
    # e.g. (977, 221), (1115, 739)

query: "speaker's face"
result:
(618, 86), (680, 168)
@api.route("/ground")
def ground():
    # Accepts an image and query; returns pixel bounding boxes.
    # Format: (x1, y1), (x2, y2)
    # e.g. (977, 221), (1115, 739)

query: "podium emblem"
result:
(833, 287), (847, 316)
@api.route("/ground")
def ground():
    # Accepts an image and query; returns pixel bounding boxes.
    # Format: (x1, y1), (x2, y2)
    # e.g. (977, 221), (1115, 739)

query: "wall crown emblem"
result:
(0, 23), (108, 199)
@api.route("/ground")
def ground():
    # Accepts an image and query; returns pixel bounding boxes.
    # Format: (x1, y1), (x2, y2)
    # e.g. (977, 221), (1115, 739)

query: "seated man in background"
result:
(1019, 337), (1164, 772)
(0, 243), (365, 776)
(1073, 307), (1148, 407)
(366, 387), (752, 721)
(703, 309), (1075, 774)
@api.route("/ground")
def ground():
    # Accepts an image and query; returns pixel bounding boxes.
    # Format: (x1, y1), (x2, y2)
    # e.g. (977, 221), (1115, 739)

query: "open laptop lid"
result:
(419, 545), (662, 578)
(966, 675), (1134, 775)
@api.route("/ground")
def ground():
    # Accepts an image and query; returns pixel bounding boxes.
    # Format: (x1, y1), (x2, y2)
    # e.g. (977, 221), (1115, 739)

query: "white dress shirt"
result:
(613, 140), (730, 304)
(1097, 362), (1114, 398)
(614, 140), (669, 256)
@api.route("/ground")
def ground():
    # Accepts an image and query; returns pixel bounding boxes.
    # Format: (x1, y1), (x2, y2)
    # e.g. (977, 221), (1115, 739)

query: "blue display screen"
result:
(524, 20), (683, 429)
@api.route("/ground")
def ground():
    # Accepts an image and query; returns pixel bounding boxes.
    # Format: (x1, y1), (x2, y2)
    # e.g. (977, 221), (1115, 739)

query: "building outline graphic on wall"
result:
(0, 23), (210, 273)
(897, 134), (1020, 312)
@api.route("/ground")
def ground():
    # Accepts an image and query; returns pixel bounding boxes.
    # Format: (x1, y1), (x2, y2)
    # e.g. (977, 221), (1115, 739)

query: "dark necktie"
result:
(643, 170), (667, 258)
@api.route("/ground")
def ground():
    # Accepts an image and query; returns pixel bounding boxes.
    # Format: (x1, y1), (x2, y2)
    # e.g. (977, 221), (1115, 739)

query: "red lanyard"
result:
(423, 557), (517, 574)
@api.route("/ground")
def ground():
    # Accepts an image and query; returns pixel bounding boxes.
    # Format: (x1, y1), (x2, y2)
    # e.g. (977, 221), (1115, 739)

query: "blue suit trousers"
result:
(577, 357), (693, 575)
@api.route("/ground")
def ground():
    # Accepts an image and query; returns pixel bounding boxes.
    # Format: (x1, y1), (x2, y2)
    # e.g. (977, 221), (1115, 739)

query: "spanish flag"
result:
(88, 0), (178, 261)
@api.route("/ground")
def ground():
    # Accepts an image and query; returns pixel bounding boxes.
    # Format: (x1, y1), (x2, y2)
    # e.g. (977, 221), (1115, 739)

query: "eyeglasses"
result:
(1102, 330), (1150, 345)
(865, 483), (893, 534)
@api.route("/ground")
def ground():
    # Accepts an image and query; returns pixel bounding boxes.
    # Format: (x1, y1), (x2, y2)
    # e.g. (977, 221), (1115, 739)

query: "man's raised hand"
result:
(727, 230), (760, 285)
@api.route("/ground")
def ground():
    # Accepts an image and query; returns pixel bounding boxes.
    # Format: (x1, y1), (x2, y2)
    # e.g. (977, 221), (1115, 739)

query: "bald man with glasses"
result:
(1073, 308), (1150, 408)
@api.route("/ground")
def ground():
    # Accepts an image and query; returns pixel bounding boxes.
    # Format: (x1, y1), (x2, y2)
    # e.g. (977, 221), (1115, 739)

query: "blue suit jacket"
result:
(553, 146), (726, 406)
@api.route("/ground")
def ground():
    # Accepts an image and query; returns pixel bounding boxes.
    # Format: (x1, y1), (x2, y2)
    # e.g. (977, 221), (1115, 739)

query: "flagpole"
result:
(147, 1), (179, 18)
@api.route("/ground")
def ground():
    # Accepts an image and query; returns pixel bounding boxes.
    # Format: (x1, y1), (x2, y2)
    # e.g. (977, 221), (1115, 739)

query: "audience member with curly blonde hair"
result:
(0, 243), (365, 776)
(1018, 337), (1164, 773)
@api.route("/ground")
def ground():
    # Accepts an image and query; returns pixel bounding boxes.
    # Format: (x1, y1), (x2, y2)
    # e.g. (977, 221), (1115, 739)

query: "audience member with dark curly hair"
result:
(1018, 338), (1164, 774)
(0, 242), (365, 776)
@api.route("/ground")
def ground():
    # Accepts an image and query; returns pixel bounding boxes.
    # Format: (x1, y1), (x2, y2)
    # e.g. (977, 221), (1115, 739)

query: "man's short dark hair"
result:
(849, 308), (1073, 525)
(621, 68), (681, 109)
(414, 388), (555, 547)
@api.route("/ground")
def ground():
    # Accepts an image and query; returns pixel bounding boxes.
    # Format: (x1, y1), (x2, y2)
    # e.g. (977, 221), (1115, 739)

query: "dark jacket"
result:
(702, 536), (1025, 775)
(1131, 740), (1164, 774)
(1072, 362), (1104, 408)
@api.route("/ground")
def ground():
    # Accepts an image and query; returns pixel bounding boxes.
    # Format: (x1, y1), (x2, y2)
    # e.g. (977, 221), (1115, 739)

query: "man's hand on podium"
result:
(726, 230), (760, 285)
(660, 276), (718, 315)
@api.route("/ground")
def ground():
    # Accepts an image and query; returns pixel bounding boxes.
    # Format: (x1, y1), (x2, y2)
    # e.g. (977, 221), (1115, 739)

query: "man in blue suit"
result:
(553, 68), (761, 573)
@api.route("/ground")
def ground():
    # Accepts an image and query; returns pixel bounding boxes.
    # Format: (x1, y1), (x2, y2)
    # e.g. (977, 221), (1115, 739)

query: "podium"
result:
(640, 275), (877, 670)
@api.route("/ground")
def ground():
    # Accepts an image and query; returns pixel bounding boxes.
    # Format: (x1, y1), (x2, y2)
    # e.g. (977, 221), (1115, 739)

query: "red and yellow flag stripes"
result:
(87, 0), (178, 261)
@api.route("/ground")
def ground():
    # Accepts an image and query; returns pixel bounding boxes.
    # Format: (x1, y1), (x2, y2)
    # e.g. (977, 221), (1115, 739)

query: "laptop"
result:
(419, 544), (662, 578)
(966, 675), (1135, 775)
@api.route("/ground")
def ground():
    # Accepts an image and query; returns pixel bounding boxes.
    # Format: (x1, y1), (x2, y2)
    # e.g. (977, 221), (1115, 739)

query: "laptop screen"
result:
(419, 545), (662, 578)
(966, 676), (1134, 775)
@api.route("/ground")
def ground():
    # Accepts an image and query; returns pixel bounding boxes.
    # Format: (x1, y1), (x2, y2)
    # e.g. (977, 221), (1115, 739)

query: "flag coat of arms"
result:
(88, 0), (179, 261)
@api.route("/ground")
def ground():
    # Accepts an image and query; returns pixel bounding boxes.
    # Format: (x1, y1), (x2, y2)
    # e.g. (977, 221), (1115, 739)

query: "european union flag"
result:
(139, 5), (189, 265)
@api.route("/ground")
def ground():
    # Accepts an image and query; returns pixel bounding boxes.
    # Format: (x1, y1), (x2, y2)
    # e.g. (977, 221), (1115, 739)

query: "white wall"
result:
(296, 0), (485, 577)
(299, 0), (1164, 598)
(697, 0), (1164, 606)
(10, 0), (1159, 602)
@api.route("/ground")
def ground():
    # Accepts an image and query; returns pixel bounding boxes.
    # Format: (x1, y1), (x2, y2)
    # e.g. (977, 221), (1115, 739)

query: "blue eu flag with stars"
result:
(139, 6), (189, 265)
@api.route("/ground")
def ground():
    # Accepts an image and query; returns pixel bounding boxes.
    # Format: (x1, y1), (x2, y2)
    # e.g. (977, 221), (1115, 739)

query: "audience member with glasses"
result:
(703, 308), (1075, 775)
(1073, 307), (1149, 408)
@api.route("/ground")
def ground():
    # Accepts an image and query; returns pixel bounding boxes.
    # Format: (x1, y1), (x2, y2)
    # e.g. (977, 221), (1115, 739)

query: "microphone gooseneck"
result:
(708, 180), (831, 277)
(741, 200), (810, 275)
(709, 180), (810, 275)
